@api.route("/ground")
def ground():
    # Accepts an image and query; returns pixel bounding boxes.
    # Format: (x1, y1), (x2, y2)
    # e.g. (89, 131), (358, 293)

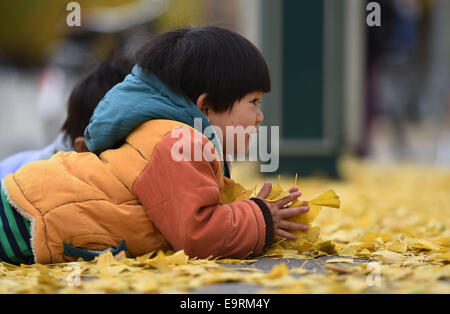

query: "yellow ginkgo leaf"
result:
(359, 233), (393, 250)
(408, 239), (443, 251)
(147, 250), (171, 272)
(147, 250), (189, 272)
(263, 175), (290, 202)
(265, 263), (289, 279)
(165, 250), (189, 265)
(309, 189), (340, 208)
(96, 251), (120, 267)
(286, 189), (340, 227)
(426, 252), (450, 262)
(315, 240), (337, 255)
(288, 201), (322, 226)
(216, 259), (257, 265)
(264, 186), (290, 202)
(281, 188), (340, 252)
(339, 246), (358, 257)
(280, 225), (320, 252)
(37, 265), (63, 288)
(135, 251), (156, 264)
(387, 238), (408, 253)
(220, 181), (254, 204)
(325, 258), (356, 264)
(371, 250), (405, 264)
(356, 248), (372, 257)
(432, 236), (450, 248)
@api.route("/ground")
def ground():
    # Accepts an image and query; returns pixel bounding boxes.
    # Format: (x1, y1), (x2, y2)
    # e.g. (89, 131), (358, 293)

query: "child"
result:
(0, 58), (132, 264)
(1, 26), (309, 264)
(0, 58), (132, 180)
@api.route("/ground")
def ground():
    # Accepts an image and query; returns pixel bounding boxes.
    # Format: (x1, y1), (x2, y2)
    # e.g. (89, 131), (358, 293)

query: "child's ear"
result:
(196, 93), (209, 116)
(74, 137), (89, 153)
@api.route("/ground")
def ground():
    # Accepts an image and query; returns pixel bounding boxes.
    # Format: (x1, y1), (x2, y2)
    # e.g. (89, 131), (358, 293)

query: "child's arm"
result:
(133, 128), (274, 259)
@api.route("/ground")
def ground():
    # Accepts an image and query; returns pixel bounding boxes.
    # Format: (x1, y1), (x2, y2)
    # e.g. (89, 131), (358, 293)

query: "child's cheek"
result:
(243, 133), (250, 154)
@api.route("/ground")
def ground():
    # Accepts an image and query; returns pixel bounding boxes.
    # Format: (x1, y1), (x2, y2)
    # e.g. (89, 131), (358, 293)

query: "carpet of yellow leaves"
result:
(0, 157), (448, 293)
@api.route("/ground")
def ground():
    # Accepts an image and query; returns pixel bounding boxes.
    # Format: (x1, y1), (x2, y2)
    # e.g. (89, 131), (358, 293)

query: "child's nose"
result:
(256, 109), (264, 125)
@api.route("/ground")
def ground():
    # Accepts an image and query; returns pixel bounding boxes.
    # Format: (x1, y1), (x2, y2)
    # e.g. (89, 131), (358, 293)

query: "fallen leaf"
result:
(315, 240), (337, 255)
(326, 258), (356, 264)
(371, 250), (405, 264)
(325, 264), (355, 274)
(409, 239), (443, 251)
(387, 238), (408, 253)
(220, 181), (255, 204)
(339, 246), (358, 257)
(433, 236), (450, 248)
(265, 263), (290, 279)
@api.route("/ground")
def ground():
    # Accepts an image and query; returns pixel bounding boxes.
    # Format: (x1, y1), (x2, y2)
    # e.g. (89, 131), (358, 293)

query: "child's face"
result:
(199, 91), (264, 156)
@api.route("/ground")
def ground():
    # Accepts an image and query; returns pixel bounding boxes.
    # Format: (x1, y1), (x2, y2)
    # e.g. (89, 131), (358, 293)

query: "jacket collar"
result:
(133, 66), (227, 176)
(85, 65), (229, 178)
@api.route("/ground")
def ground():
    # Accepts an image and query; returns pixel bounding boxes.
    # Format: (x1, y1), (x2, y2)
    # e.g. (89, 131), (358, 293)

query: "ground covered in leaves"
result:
(0, 157), (449, 293)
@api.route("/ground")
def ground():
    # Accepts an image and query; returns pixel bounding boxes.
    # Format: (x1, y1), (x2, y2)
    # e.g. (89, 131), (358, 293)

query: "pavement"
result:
(191, 256), (370, 294)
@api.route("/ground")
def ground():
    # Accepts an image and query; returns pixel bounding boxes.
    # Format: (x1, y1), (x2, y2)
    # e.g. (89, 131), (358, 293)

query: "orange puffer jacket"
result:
(2, 119), (271, 264)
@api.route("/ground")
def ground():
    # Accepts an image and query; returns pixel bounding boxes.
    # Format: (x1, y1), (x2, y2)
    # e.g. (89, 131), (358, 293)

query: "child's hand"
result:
(256, 181), (309, 240)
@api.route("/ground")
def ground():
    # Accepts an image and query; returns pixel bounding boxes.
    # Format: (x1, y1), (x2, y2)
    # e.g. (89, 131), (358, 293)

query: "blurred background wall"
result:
(0, 0), (449, 175)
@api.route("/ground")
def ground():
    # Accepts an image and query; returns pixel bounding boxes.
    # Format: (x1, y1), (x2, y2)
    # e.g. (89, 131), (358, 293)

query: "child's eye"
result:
(250, 99), (260, 106)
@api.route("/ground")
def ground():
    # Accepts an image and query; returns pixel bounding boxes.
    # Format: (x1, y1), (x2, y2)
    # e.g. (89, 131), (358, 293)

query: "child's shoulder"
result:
(124, 119), (214, 160)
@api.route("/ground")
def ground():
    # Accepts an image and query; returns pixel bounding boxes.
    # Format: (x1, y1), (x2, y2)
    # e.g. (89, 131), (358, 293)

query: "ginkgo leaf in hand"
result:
(283, 189), (340, 252)
(220, 182), (254, 204)
(263, 175), (290, 202)
(288, 201), (322, 226)
(287, 189), (340, 226)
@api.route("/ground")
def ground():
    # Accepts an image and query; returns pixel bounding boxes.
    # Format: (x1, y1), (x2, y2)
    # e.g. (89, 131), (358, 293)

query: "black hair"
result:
(61, 58), (133, 143)
(135, 25), (271, 112)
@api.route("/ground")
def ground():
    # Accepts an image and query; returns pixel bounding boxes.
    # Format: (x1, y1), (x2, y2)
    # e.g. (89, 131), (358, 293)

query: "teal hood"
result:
(84, 65), (229, 177)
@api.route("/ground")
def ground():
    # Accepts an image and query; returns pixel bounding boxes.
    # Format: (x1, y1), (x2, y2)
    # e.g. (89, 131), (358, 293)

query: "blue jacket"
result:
(0, 133), (73, 180)
(84, 65), (229, 177)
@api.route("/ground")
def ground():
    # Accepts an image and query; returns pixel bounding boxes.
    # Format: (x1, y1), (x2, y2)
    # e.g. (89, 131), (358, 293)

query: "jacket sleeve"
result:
(133, 127), (272, 259)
